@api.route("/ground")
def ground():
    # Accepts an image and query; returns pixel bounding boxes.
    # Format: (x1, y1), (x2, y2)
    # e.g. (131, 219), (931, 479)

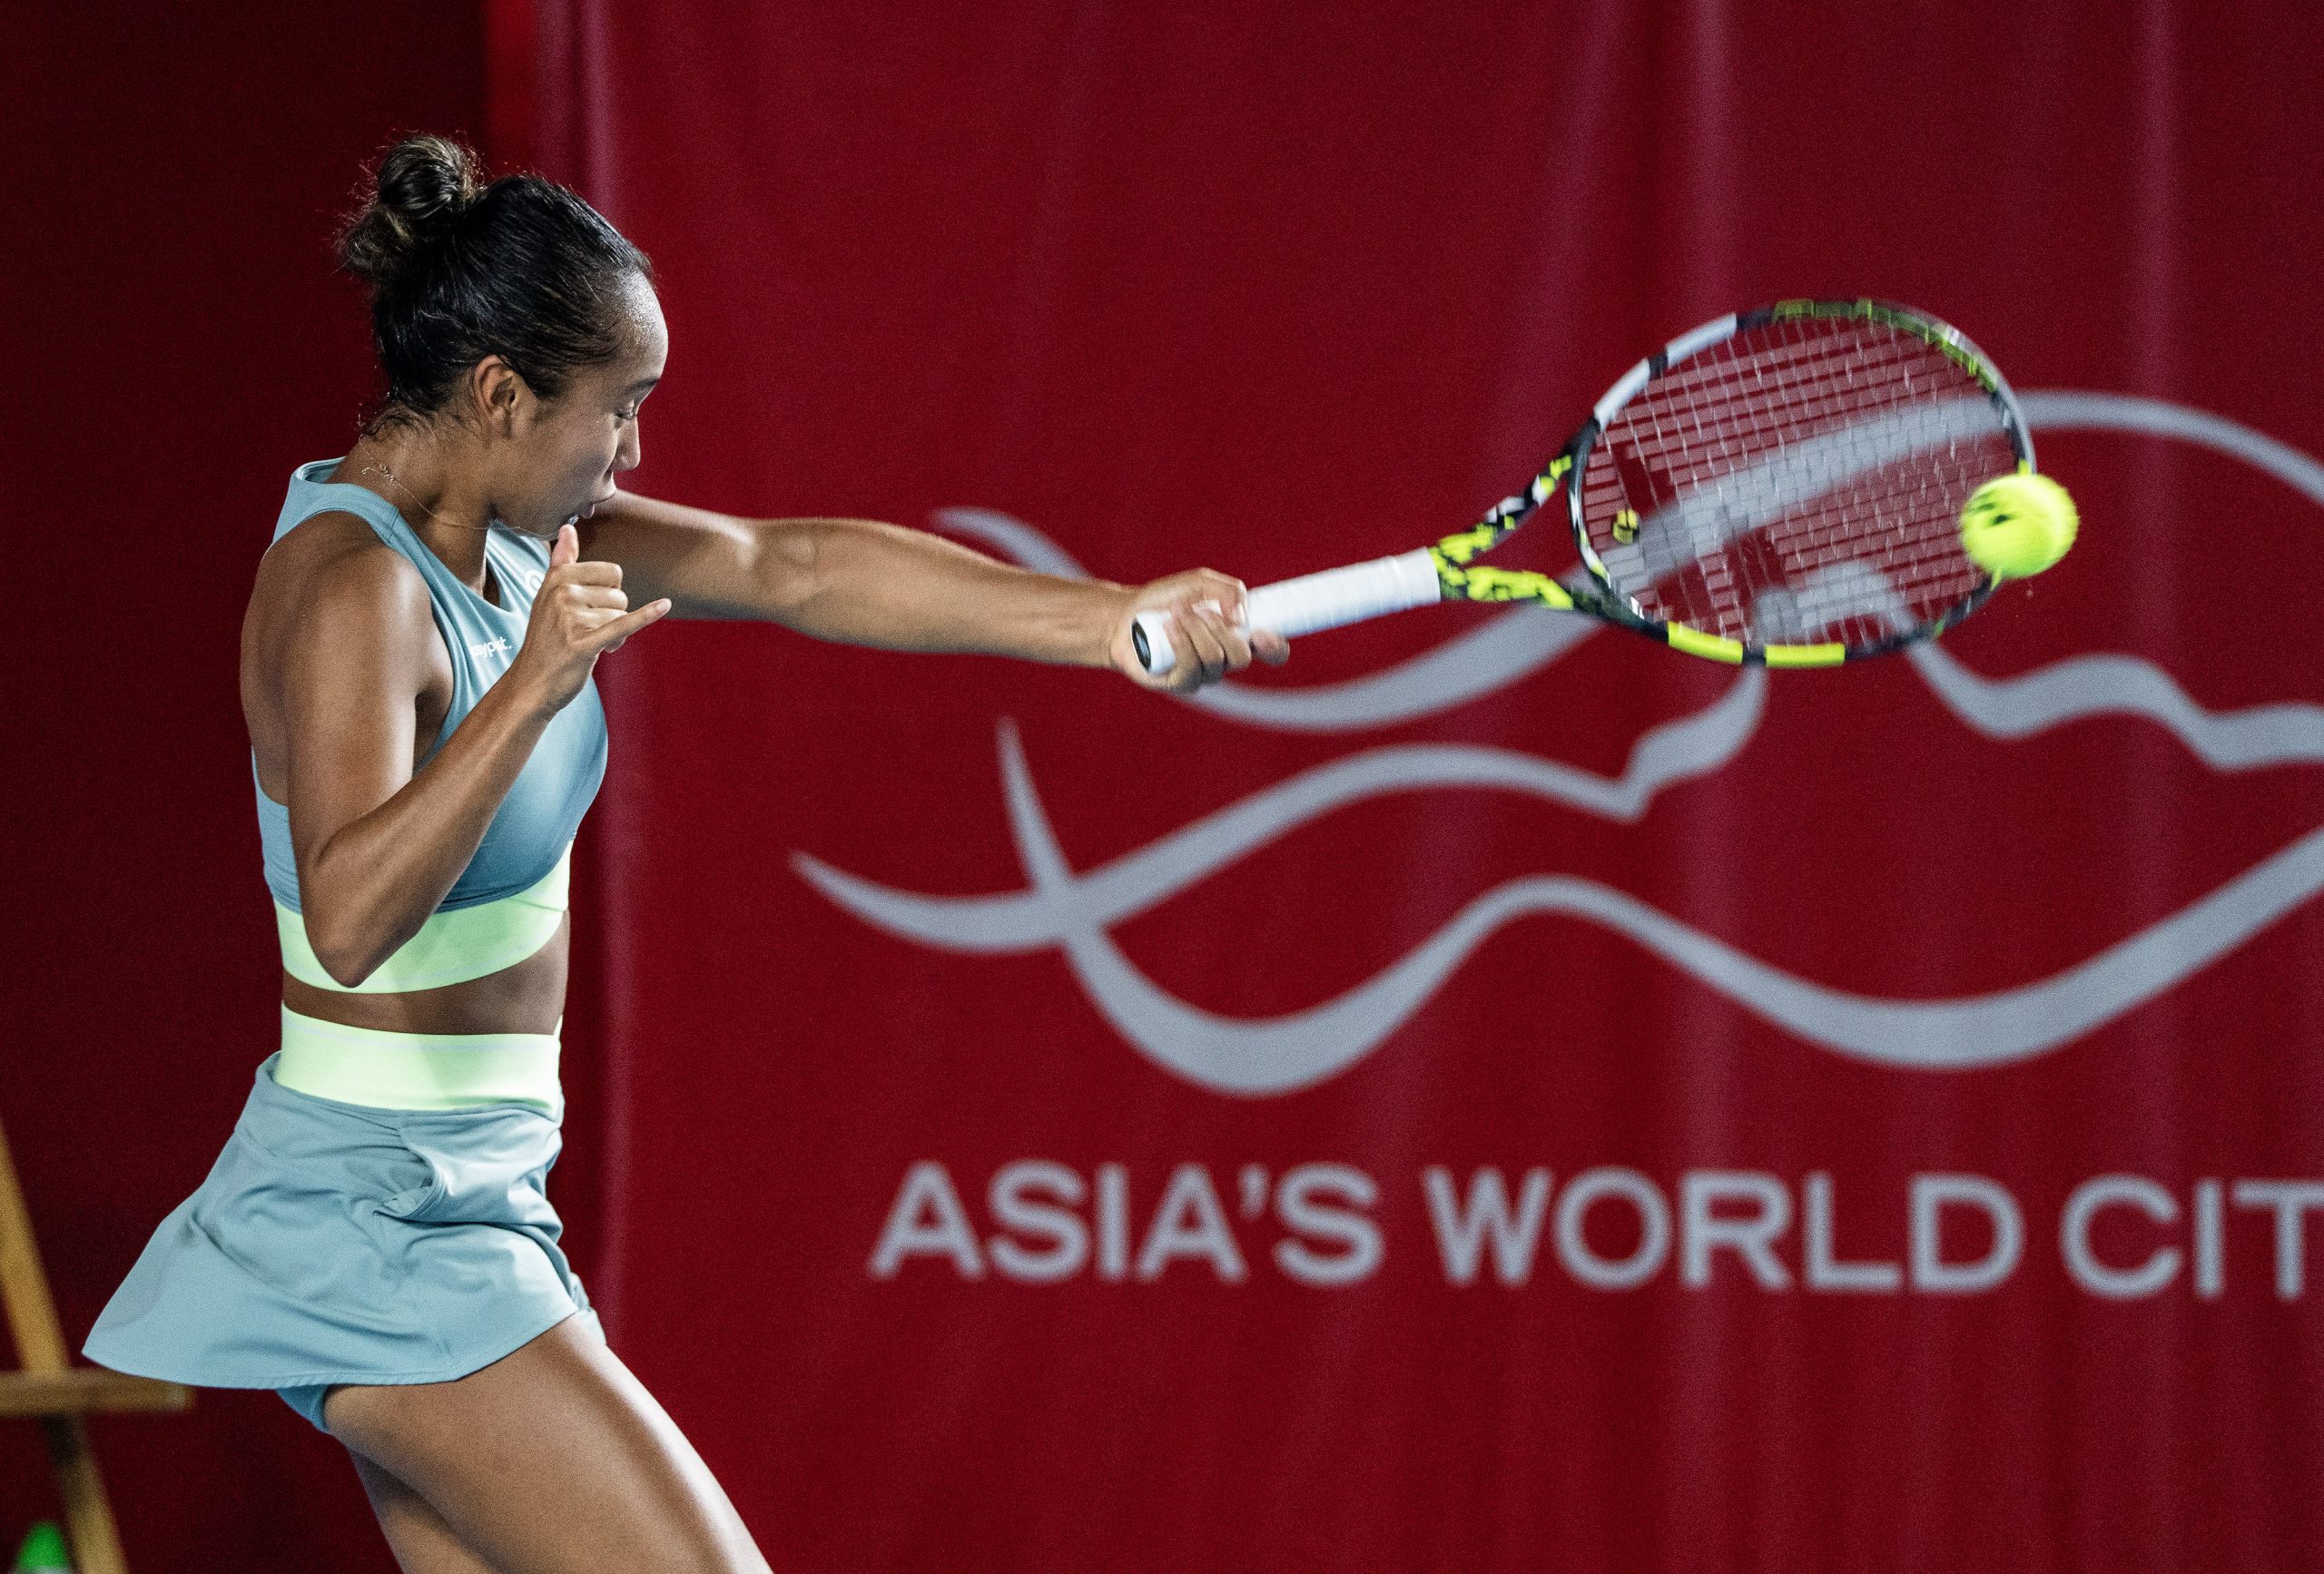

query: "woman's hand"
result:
(1109, 568), (1291, 693)
(509, 525), (672, 713)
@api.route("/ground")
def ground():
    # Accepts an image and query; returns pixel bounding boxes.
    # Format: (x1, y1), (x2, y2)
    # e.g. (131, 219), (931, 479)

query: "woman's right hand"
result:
(510, 525), (671, 713)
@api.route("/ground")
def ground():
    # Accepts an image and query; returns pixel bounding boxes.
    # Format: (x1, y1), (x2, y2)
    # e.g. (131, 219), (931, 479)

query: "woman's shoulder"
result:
(251, 511), (436, 642)
(264, 507), (420, 583)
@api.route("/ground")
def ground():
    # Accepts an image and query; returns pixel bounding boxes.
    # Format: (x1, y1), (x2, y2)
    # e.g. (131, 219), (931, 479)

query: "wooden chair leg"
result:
(5, 1112), (182, 1571)
(40, 1414), (129, 1574)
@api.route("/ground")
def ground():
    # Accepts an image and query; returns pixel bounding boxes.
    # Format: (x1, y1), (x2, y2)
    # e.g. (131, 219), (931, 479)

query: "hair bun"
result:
(338, 135), (484, 289)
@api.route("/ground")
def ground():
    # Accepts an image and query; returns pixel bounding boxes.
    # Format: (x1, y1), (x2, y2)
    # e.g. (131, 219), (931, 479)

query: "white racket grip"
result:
(1133, 548), (1442, 675)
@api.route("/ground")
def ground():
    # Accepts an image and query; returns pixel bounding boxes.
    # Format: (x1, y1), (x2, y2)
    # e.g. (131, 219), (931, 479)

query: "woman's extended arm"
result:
(577, 491), (1284, 687)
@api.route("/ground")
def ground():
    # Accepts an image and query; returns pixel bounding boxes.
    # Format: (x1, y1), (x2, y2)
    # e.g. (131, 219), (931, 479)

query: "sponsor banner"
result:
(529, 2), (2324, 1568)
(872, 1160), (2324, 1303)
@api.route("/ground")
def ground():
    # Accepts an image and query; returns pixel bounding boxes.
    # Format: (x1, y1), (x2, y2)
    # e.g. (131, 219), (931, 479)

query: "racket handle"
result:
(1132, 548), (1442, 675)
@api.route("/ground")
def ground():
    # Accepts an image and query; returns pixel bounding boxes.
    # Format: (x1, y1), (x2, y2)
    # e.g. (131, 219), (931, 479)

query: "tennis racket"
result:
(1133, 299), (2035, 674)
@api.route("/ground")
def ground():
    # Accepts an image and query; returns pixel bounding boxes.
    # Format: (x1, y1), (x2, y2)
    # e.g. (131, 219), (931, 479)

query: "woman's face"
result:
(494, 272), (668, 537)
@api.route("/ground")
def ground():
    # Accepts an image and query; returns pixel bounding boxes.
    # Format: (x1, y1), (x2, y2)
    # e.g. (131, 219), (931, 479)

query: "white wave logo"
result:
(797, 393), (2324, 1095)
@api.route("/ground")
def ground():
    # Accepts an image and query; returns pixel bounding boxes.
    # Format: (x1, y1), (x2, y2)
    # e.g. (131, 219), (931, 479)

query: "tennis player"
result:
(84, 134), (1284, 1573)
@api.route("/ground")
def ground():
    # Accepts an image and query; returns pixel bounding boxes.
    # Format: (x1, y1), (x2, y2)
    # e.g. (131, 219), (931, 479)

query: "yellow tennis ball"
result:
(1960, 472), (2078, 579)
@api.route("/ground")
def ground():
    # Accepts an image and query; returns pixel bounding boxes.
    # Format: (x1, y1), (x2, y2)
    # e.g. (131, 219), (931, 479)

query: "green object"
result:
(12, 1521), (71, 1573)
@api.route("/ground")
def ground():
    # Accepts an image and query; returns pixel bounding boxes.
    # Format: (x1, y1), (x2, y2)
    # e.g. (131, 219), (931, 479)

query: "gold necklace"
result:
(360, 462), (495, 533)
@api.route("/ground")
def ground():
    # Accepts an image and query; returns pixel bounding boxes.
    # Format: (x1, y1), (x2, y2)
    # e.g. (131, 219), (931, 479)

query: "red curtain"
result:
(507, 4), (2324, 1569)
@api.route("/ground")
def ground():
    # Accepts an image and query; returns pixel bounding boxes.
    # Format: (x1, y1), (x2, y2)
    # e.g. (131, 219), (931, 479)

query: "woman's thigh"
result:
(324, 1316), (770, 1574)
(350, 1455), (498, 1574)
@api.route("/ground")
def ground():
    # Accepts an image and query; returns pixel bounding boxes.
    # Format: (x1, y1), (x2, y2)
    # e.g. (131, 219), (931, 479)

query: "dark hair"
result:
(337, 135), (652, 424)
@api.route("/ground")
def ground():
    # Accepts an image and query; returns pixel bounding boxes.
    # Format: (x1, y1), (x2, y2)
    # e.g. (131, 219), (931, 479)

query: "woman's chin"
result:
(499, 497), (602, 536)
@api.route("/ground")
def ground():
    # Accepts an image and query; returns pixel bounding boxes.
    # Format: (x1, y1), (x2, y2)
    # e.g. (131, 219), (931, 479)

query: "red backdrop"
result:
(10, 3), (2324, 1570)
(518, 3), (2324, 1571)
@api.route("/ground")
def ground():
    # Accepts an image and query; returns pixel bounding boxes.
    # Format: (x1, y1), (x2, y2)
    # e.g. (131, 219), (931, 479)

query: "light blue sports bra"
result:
(256, 460), (608, 991)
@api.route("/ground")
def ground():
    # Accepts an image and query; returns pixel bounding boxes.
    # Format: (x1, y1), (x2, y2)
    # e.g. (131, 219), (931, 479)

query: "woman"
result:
(85, 135), (1283, 1573)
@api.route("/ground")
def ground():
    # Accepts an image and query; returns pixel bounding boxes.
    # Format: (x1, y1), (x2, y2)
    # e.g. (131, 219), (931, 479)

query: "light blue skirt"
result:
(85, 1054), (598, 1431)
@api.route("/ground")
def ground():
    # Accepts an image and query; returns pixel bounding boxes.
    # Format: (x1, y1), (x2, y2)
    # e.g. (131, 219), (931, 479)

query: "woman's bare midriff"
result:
(281, 917), (572, 1036)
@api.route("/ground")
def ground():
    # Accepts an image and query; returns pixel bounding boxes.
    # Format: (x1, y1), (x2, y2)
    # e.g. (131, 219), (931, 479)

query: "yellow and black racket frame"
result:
(1428, 299), (2036, 666)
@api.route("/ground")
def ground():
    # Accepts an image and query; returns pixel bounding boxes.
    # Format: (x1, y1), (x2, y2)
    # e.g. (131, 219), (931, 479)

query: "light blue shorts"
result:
(85, 1055), (599, 1431)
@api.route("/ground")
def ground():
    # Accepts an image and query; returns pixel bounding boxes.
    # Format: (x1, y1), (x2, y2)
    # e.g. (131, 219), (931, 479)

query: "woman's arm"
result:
(577, 491), (1284, 687)
(272, 526), (666, 985)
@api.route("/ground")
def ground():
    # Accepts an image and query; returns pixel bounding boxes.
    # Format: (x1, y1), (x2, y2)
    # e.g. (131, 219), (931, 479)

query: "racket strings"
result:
(1581, 316), (2011, 648)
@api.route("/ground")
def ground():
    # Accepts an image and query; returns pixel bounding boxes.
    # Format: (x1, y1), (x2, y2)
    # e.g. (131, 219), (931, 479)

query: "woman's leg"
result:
(350, 1455), (500, 1574)
(324, 1317), (771, 1574)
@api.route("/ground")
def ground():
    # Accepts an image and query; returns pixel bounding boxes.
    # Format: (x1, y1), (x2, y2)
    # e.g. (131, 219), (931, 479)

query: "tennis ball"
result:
(1960, 472), (2078, 578)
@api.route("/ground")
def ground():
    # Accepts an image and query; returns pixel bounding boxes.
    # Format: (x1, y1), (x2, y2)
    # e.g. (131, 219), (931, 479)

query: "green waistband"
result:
(277, 847), (569, 995)
(274, 1007), (562, 1114)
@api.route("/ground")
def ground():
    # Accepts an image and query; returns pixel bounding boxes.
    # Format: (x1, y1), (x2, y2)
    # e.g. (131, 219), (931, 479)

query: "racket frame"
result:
(1433, 298), (2037, 666)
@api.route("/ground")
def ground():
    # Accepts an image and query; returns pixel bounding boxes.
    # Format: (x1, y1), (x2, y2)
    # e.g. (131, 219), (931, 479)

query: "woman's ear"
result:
(469, 354), (532, 438)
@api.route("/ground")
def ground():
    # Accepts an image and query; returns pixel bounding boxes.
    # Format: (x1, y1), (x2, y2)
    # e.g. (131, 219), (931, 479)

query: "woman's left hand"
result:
(1109, 569), (1291, 693)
